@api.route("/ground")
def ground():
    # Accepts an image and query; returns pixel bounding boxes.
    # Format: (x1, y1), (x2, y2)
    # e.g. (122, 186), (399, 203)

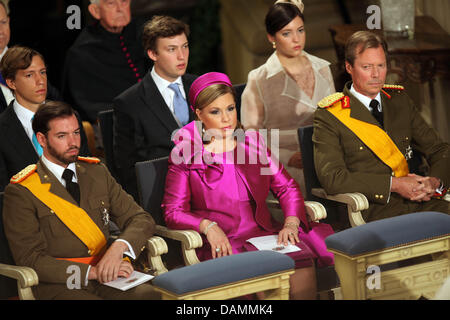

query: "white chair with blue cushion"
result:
(152, 251), (295, 300)
(325, 211), (450, 300)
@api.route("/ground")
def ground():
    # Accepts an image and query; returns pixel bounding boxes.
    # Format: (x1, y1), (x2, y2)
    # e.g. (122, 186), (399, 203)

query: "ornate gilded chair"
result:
(325, 211), (450, 299)
(135, 157), (330, 269)
(298, 125), (450, 299)
(298, 125), (450, 227)
(0, 191), (168, 300)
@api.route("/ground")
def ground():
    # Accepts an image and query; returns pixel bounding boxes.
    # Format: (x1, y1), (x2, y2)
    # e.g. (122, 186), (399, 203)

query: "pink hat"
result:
(188, 72), (232, 110)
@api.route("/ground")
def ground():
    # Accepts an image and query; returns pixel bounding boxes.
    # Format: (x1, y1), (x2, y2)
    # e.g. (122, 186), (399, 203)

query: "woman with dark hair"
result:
(241, 0), (335, 194)
(162, 72), (334, 299)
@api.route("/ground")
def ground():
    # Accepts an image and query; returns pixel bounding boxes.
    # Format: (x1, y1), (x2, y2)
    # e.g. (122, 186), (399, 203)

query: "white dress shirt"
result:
(349, 84), (382, 112)
(150, 66), (186, 115)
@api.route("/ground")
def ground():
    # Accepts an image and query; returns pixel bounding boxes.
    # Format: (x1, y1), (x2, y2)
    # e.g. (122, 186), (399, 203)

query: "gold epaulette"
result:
(382, 84), (404, 91)
(10, 164), (37, 184)
(77, 156), (101, 164)
(317, 92), (345, 109)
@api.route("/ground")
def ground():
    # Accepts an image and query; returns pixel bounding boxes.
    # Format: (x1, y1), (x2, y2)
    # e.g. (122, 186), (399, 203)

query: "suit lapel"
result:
(380, 92), (393, 134)
(0, 89), (7, 113)
(140, 72), (181, 132)
(3, 104), (39, 162)
(74, 161), (93, 210)
(181, 75), (195, 122)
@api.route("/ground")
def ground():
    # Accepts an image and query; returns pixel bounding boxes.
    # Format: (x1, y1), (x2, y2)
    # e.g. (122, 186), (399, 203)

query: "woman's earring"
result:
(272, 42), (276, 49)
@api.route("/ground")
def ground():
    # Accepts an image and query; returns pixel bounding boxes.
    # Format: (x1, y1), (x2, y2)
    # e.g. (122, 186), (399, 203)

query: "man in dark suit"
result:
(113, 16), (197, 200)
(62, 0), (149, 124)
(0, 46), (89, 191)
(0, 1), (62, 113)
(0, 0), (12, 111)
(313, 31), (449, 222)
(3, 101), (160, 299)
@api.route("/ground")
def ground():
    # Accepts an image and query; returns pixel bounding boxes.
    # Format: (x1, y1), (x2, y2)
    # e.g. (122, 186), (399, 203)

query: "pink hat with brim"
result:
(188, 72), (232, 110)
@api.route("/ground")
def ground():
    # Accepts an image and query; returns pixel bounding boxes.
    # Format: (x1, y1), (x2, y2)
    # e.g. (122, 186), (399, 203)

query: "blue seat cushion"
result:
(152, 251), (294, 295)
(325, 211), (450, 256)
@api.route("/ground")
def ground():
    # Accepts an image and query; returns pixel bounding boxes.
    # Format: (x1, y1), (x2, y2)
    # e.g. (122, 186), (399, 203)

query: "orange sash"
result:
(57, 256), (102, 266)
(326, 100), (409, 177)
(19, 173), (107, 256)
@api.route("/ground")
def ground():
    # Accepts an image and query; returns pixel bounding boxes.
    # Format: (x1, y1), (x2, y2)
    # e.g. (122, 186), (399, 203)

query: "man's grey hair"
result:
(0, 0), (9, 15)
(90, 0), (100, 4)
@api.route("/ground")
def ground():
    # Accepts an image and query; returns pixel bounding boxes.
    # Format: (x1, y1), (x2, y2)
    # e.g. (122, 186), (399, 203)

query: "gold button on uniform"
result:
(380, 195), (384, 199)
(375, 195), (380, 199)
(359, 146), (363, 150)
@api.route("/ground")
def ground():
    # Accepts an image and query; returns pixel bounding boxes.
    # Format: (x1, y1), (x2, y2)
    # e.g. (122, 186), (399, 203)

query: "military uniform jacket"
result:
(3, 158), (156, 288)
(313, 82), (449, 218)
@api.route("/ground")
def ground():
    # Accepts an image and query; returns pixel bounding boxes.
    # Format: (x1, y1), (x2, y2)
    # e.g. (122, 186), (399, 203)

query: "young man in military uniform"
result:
(3, 101), (160, 299)
(313, 31), (449, 222)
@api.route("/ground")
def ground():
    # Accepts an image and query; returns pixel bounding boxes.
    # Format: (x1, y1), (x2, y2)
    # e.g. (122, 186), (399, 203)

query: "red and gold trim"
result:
(77, 156), (101, 164)
(318, 92), (346, 109)
(10, 164), (37, 184)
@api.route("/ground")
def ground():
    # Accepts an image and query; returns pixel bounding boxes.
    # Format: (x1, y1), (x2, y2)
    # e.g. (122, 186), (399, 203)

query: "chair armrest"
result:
(266, 199), (327, 222)
(146, 236), (169, 276)
(443, 194), (450, 202)
(304, 201), (327, 221)
(0, 263), (38, 300)
(312, 188), (369, 227)
(155, 225), (202, 266)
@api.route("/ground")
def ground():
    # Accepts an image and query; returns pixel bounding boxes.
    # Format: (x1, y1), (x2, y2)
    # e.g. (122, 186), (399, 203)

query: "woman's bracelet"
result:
(203, 221), (217, 235)
(284, 222), (299, 230)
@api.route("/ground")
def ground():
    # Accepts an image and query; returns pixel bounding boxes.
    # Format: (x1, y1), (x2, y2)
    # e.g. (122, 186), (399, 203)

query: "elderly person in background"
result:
(62, 0), (149, 125)
(241, 0), (335, 194)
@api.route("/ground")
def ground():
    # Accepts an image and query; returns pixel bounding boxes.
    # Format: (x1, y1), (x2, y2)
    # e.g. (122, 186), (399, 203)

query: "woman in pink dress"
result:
(162, 72), (334, 299)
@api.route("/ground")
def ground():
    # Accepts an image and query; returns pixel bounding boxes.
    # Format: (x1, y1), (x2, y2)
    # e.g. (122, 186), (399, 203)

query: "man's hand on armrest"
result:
(91, 241), (131, 283)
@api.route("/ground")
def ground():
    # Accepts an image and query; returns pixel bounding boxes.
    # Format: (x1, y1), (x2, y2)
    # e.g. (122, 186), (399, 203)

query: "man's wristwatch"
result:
(433, 180), (447, 198)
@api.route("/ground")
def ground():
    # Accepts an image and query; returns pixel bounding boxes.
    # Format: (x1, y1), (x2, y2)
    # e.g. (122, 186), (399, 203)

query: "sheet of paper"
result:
(246, 235), (301, 254)
(103, 271), (154, 291)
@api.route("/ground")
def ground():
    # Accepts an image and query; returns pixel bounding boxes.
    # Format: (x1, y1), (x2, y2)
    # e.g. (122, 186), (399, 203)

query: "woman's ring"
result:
(215, 247), (221, 253)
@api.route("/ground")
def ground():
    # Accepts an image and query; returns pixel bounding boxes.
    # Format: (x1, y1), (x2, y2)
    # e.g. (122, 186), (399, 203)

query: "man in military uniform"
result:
(3, 101), (160, 299)
(313, 31), (449, 222)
